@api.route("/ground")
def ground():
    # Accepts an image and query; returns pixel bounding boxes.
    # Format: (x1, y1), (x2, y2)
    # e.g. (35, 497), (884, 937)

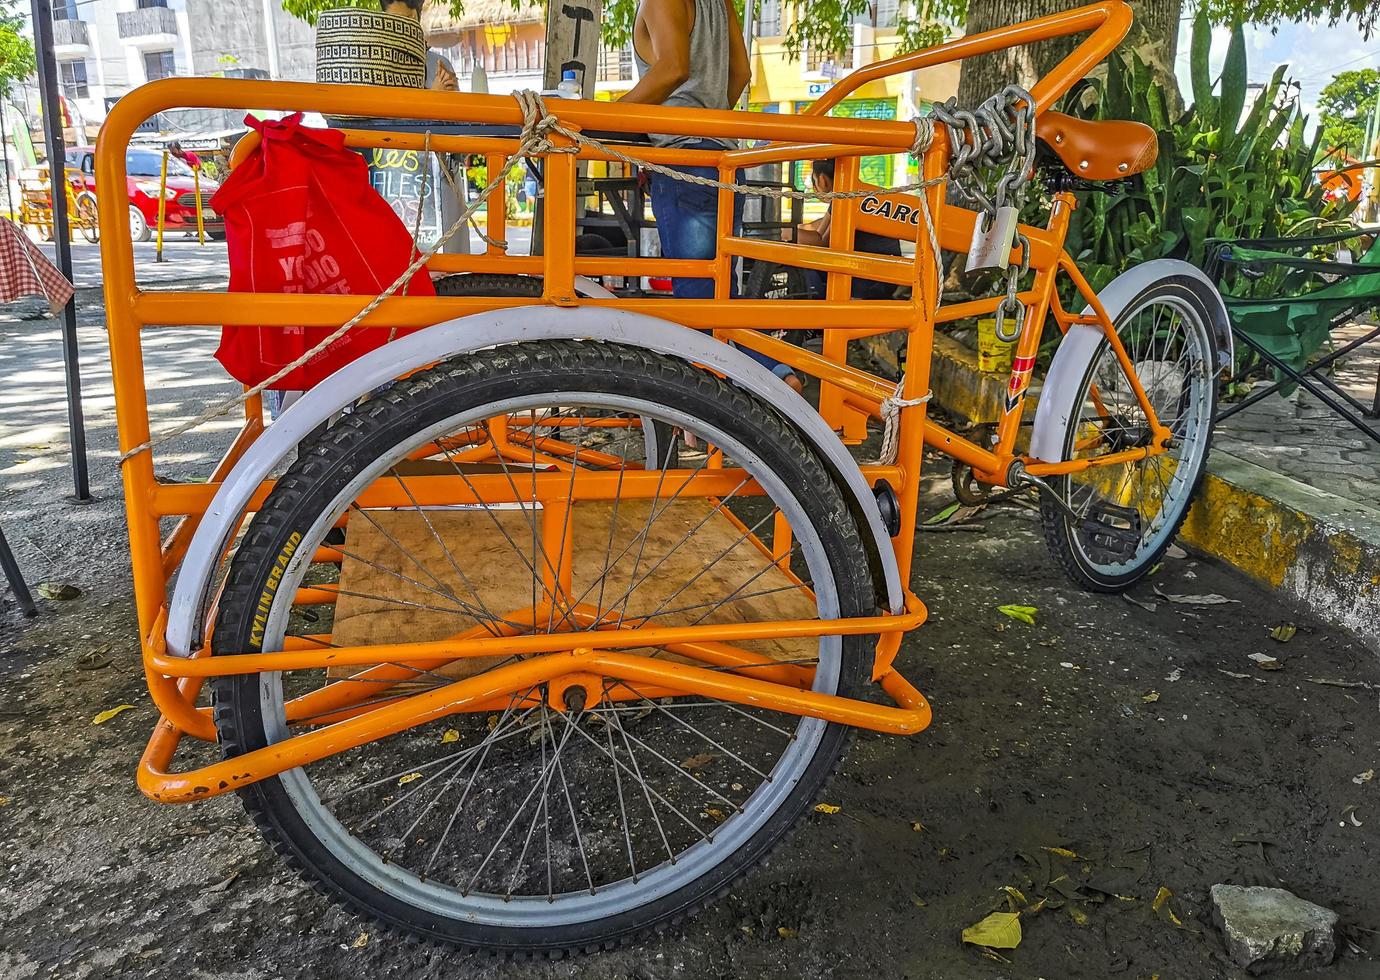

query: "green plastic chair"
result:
(1208, 229), (1380, 443)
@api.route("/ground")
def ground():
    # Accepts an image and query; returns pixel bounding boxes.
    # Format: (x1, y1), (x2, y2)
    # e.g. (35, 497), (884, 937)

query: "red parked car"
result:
(65, 146), (223, 243)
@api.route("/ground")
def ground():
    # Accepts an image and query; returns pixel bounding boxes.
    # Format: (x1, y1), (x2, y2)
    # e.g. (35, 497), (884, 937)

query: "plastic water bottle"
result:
(556, 69), (581, 99)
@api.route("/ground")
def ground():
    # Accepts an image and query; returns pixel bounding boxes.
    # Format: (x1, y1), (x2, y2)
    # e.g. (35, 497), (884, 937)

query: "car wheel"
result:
(129, 204), (151, 243)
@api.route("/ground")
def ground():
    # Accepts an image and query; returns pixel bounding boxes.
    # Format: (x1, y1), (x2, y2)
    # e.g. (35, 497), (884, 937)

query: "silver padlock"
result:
(965, 205), (1018, 272)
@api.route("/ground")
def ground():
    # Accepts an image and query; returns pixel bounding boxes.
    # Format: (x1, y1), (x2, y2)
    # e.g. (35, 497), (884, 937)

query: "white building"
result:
(49, 0), (198, 132)
(35, 0), (314, 134)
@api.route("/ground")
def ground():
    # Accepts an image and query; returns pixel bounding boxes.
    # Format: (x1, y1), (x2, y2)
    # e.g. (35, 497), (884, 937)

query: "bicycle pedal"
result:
(1080, 501), (1141, 559)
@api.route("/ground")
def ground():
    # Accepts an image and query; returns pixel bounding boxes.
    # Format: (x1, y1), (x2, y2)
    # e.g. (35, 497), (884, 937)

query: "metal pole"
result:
(30, 0), (91, 502)
(738, 0), (754, 110)
(0, 95), (14, 220)
(261, 0), (282, 78)
(0, 524), (38, 617)
(155, 149), (168, 260)
(193, 164), (204, 244)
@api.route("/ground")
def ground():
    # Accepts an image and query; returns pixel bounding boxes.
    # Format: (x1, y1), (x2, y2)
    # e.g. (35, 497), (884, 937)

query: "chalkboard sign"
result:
(365, 147), (447, 251)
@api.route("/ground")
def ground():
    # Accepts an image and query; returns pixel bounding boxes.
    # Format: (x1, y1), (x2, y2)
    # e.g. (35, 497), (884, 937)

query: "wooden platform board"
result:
(329, 498), (819, 681)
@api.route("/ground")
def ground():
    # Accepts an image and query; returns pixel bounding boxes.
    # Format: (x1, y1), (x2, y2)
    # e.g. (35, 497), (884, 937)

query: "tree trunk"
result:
(955, 0), (1181, 112)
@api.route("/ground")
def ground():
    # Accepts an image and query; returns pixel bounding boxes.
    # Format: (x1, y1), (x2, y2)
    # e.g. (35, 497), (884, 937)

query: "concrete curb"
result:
(929, 333), (1040, 426)
(928, 333), (1380, 649)
(1180, 454), (1380, 649)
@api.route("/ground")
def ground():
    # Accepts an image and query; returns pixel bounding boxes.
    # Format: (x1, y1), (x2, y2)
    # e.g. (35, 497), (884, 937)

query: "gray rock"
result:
(1210, 884), (1339, 975)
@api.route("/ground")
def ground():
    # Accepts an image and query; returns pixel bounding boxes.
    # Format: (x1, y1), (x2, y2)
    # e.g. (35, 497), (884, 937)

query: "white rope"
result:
(121, 92), (945, 463)
(875, 381), (932, 467)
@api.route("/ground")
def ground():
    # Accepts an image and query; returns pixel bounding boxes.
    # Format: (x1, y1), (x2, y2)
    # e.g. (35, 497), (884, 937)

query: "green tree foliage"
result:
(1202, 0), (1380, 37)
(1317, 68), (1380, 156)
(280, 0), (376, 23)
(279, 0), (963, 54)
(0, 0), (35, 97)
(282, 0), (1380, 83)
(782, 0), (961, 60)
(1060, 9), (1354, 297)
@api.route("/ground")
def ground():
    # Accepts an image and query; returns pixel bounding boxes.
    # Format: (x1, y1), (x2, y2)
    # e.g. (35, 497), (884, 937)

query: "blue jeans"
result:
(649, 144), (794, 380)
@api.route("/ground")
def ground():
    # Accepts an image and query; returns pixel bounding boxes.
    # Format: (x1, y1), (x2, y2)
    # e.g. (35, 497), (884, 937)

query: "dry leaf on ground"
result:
(680, 752), (718, 770)
(1153, 586), (1238, 606)
(1152, 886), (1183, 926)
(38, 582), (81, 601)
(961, 911), (1022, 949)
(1123, 594), (1158, 613)
(997, 604), (1037, 625)
(92, 704), (136, 725)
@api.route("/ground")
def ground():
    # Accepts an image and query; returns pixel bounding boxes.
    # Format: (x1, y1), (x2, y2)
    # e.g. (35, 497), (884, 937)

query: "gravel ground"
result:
(2, 301), (1379, 979)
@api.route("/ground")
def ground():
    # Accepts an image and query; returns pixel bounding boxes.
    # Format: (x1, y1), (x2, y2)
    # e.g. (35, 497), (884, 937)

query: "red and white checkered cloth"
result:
(0, 216), (74, 313)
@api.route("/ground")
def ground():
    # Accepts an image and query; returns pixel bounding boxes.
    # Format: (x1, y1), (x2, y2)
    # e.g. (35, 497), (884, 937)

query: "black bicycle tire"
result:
(210, 340), (876, 955)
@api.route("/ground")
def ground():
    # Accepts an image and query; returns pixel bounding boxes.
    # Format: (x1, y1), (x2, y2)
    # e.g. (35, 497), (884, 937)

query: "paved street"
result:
(2, 294), (1379, 978)
(39, 238), (231, 291)
(1215, 321), (1380, 509)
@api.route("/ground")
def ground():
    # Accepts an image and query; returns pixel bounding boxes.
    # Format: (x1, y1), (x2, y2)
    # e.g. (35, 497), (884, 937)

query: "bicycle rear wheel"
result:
(1041, 277), (1218, 590)
(210, 341), (876, 953)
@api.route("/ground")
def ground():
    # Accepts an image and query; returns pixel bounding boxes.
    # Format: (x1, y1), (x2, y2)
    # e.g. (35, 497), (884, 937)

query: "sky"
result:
(1172, 17), (1379, 125)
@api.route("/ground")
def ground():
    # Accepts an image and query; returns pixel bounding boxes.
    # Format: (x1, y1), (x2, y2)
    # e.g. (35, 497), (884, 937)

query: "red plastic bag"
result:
(210, 112), (434, 390)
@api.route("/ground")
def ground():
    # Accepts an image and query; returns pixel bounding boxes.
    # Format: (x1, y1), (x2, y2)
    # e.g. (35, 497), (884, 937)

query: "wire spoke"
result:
(329, 541), (512, 628)
(555, 709), (597, 895)
(605, 698), (678, 865)
(386, 466), (509, 636)
(433, 437), (576, 623)
(595, 474), (755, 624)
(424, 686), (541, 876)
(347, 503), (466, 607)
(603, 701), (640, 883)
(593, 706), (738, 807)
(639, 508), (783, 626)
(566, 707), (717, 843)
(605, 679), (773, 780)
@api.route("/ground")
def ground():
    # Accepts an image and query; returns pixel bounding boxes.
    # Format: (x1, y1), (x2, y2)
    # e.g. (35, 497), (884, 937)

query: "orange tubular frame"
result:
(96, 1), (1156, 803)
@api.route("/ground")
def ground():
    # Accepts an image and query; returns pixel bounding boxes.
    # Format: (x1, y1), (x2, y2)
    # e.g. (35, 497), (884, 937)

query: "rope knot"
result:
(514, 89), (580, 156)
(909, 115), (935, 158)
(875, 381), (931, 466)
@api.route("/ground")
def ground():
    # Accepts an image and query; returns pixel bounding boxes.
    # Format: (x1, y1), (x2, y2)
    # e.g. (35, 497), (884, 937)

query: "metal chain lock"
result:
(929, 85), (1037, 343)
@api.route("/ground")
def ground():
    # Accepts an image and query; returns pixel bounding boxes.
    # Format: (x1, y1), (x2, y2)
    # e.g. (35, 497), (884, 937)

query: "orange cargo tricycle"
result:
(98, 0), (1227, 954)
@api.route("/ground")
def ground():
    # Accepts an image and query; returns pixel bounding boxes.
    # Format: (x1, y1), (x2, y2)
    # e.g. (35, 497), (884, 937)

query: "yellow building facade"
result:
(594, 2), (957, 189)
(425, 2), (959, 191)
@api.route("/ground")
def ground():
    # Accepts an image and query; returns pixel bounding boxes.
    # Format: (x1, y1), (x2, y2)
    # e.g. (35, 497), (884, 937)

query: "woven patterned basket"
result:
(315, 9), (426, 89)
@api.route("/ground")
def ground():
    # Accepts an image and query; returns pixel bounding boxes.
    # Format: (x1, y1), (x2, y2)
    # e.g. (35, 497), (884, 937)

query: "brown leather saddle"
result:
(1036, 110), (1158, 181)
